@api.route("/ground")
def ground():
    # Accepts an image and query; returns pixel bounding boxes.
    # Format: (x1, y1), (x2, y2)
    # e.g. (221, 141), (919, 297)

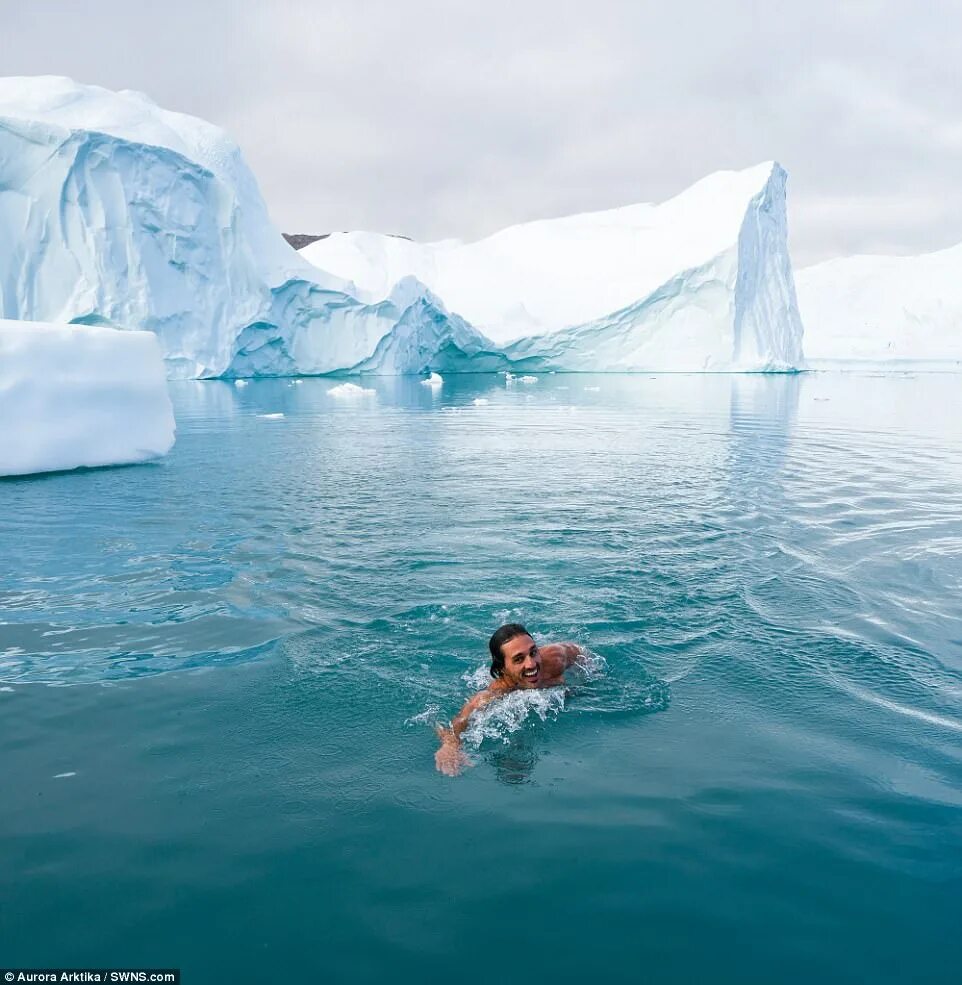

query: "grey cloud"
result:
(1, 0), (960, 265)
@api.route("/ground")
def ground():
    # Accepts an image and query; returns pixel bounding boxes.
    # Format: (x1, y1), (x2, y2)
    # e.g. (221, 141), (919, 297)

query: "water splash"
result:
(462, 686), (568, 748)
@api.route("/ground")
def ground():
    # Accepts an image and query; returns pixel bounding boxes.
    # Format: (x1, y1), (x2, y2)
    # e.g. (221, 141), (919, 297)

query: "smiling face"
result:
(499, 633), (541, 688)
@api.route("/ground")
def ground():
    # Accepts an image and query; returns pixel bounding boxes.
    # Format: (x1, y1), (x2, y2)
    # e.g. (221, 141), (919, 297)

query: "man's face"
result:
(500, 634), (541, 688)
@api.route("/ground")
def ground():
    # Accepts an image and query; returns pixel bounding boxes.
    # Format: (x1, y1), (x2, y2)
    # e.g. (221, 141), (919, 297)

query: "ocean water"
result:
(2, 372), (961, 984)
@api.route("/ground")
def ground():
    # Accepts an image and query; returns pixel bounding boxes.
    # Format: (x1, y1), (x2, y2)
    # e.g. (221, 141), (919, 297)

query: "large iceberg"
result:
(795, 244), (962, 368)
(0, 319), (175, 476)
(304, 162), (804, 372)
(0, 76), (494, 378)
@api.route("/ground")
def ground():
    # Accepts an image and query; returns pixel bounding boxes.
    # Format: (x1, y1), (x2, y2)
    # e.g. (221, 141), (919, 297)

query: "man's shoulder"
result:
(540, 641), (581, 671)
(539, 642), (566, 656)
(539, 641), (572, 661)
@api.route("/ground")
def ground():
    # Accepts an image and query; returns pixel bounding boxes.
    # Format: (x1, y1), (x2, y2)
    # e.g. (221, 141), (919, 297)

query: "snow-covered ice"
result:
(304, 162), (804, 373)
(0, 319), (175, 476)
(420, 372), (443, 386)
(796, 243), (962, 368)
(0, 76), (496, 379)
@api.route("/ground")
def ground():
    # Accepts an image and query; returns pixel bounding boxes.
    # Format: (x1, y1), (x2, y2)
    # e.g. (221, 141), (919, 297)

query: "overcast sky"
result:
(3, 0), (960, 265)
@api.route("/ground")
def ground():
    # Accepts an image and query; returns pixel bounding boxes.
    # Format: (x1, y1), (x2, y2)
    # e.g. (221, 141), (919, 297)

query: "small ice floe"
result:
(257, 412), (285, 419)
(53, 772), (76, 779)
(233, 379), (249, 388)
(507, 371), (539, 385)
(421, 372), (443, 387)
(472, 397), (489, 405)
(327, 382), (375, 398)
(0, 686), (14, 692)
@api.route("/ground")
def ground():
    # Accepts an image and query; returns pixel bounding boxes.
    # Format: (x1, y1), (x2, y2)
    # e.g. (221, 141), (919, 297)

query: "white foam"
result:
(53, 772), (76, 778)
(462, 664), (492, 689)
(406, 705), (442, 726)
(462, 686), (568, 747)
(256, 412), (285, 419)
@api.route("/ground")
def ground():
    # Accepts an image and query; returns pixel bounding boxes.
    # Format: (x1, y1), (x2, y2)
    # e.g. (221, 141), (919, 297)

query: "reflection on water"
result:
(490, 732), (540, 785)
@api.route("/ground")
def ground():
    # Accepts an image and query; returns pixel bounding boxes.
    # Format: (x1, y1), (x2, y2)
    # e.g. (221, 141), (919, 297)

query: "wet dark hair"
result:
(488, 623), (530, 678)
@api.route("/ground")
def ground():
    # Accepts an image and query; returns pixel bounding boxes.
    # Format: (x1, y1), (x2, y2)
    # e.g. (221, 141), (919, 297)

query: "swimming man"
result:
(435, 623), (584, 776)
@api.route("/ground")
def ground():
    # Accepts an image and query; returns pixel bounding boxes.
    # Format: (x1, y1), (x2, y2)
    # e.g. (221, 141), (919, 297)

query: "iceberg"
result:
(0, 319), (175, 476)
(795, 244), (962, 368)
(304, 162), (804, 372)
(0, 76), (495, 378)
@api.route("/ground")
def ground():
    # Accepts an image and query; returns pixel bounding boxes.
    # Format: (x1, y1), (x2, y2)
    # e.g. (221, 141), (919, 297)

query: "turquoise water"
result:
(2, 373), (961, 983)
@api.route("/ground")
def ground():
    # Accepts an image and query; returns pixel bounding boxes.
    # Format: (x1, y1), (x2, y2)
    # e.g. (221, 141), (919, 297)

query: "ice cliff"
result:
(304, 163), (805, 372)
(0, 319), (175, 476)
(0, 76), (494, 378)
(795, 244), (962, 368)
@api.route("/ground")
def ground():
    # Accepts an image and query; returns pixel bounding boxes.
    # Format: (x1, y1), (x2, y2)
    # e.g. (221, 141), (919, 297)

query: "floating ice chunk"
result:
(0, 686), (14, 693)
(472, 397), (489, 405)
(327, 382), (375, 398)
(233, 379), (248, 388)
(420, 372), (443, 386)
(257, 412), (285, 419)
(53, 772), (77, 779)
(518, 375), (538, 384)
(0, 319), (175, 477)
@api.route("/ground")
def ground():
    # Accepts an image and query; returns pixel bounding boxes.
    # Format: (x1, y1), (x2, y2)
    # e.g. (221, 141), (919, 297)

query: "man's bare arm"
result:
(435, 688), (500, 776)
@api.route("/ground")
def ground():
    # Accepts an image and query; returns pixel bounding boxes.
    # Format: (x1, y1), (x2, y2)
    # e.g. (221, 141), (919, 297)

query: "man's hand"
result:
(435, 727), (474, 776)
